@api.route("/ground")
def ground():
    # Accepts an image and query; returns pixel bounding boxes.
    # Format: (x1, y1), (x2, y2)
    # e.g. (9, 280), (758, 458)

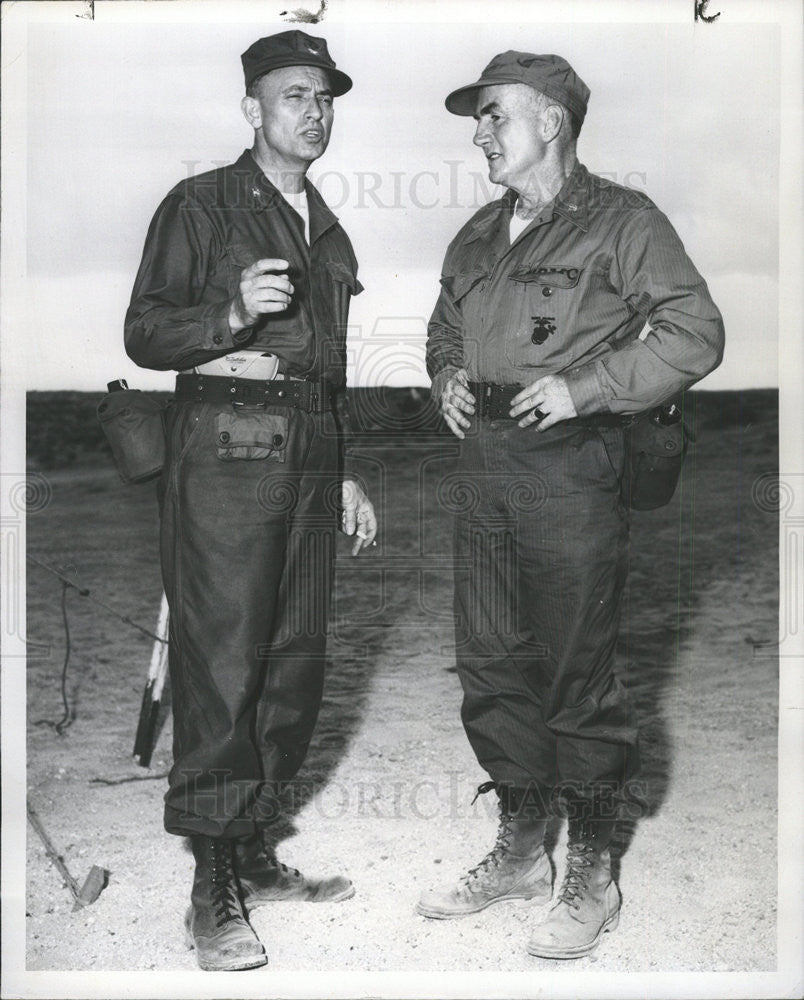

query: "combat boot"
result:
(416, 782), (552, 918)
(527, 819), (620, 959)
(233, 830), (354, 908)
(184, 835), (267, 971)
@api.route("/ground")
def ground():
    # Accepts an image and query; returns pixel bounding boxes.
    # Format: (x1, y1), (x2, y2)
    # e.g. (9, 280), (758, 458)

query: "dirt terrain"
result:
(20, 390), (780, 989)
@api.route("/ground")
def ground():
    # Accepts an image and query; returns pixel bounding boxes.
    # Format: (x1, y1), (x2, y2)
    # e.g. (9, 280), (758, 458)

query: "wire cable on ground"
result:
(27, 554), (167, 644)
(34, 580), (75, 734)
(28, 554), (167, 734)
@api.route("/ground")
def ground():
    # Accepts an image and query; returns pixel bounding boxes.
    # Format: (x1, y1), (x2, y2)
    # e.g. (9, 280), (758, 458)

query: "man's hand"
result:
(229, 259), (295, 333)
(509, 374), (577, 430)
(439, 367), (475, 440)
(341, 479), (378, 556)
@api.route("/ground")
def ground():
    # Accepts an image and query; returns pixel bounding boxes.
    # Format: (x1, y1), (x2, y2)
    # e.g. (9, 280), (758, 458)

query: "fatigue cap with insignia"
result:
(445, 51), (589, 122)
(241, 29), (352, 96)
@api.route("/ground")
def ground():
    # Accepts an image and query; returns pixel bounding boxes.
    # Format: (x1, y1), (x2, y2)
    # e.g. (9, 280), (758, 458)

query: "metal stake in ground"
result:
(27, 800), (110, 910)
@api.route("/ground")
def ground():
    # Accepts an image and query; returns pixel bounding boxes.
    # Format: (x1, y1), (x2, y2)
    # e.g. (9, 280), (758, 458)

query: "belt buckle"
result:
(481, 383), (493, 420)
(232, 398), (267, 410)
(230, 379), (264, 410)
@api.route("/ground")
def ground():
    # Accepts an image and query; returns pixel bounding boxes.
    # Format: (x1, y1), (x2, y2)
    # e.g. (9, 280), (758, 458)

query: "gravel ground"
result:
(13, 392), (799, 999)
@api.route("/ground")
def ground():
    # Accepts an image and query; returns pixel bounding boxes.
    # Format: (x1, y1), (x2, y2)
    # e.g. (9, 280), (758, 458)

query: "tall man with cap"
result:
(125, 30), (376, 970)
(418, 51), (723, 958)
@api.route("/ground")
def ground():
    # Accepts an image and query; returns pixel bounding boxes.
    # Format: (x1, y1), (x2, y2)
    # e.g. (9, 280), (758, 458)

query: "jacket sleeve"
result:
(124, 191), (255, 371)
(425, 259), (465, 402)
(565, 206), (725, 415)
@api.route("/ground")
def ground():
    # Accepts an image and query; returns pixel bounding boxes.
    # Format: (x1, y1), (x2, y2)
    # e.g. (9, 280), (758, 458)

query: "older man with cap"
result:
(125, 30), (376, 970)
(418, 51), (723, 958)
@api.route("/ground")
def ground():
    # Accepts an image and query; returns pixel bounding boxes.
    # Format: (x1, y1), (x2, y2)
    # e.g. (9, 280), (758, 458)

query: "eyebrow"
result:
(282, 84), (333, 97)
(474, 101), (503, 120)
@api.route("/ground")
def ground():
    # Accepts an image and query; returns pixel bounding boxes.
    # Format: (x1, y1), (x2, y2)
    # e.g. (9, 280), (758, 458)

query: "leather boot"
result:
(416, 783), (552, 919)
(233, 830), (354, 908)
(184, 836), (267, 971)
(527, 819), (620, 959)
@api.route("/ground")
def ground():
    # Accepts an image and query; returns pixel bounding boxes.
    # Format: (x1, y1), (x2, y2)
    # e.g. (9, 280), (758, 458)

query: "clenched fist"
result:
(229, 258), (295, 333)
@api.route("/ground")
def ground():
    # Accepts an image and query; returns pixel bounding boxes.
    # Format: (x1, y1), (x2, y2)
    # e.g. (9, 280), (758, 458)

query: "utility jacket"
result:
(125, 150), (362, 387)
(426, 161), (724, 414)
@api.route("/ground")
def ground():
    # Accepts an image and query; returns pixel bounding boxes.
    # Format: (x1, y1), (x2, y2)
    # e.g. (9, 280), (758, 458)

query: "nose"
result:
(305, 99), (324, 121)
(473, 120), (490, 147)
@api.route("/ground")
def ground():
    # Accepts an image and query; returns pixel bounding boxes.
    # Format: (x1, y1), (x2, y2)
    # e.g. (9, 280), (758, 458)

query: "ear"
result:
(542, 104), (564, 144)
(241, 94), (261, 130)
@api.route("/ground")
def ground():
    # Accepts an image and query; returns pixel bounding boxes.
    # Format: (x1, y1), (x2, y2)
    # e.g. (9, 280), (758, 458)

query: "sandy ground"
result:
(20, 392), (781, 986)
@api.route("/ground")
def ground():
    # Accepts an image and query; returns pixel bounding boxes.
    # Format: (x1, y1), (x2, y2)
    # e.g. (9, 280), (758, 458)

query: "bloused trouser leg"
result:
(252, 434), (338, 821)
(158, 400), (338, 838)
(452, 420), (639, 796)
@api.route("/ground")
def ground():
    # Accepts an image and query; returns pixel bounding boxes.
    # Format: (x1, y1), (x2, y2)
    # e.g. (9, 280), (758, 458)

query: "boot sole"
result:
(416, 888), (552, 920)
(526, 908), (620, 959)
(244, 882), (356, 908)
(185, 923), (268, 971)
(194, 953), (268, 972)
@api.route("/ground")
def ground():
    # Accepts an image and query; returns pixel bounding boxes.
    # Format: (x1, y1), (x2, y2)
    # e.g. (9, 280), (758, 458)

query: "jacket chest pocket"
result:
(509, 264), (584, 346)
(322, 261), (363, 335)
(224, 241), (303, 296)
(440, 269), (488, 305)
(215, 409), (288, 462)
(509, 263), (583, 292)
(326, 260), (363, 296)
(224, 242), (262, 296)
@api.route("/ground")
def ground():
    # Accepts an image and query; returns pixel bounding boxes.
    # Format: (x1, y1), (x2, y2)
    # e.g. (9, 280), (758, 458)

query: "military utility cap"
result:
(445, 51), (590, 121)
(241, 30), (352, 95)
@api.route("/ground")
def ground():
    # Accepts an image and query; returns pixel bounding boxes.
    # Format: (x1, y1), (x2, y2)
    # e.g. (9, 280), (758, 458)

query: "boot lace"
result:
(209, 840), (243, 927)
(556, 840), (595, 910)
(462, 781), (514, 885)
(260, 833), (301, 879)
(268, 858), (301, 878)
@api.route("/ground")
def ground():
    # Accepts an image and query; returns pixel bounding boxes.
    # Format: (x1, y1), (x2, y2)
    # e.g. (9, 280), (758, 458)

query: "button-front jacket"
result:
(125, 150), (362, 386)
(426, 161), (724, 414)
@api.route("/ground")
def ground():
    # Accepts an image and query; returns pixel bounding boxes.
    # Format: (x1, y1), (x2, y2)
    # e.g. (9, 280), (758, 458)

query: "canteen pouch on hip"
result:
(622, 406), (691, 511)
(97, 389), (166, 484)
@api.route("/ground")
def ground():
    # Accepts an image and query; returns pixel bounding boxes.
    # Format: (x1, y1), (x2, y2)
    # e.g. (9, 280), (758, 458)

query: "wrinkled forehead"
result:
(256, 64), (334, 97)
(475, 82), (539, 116)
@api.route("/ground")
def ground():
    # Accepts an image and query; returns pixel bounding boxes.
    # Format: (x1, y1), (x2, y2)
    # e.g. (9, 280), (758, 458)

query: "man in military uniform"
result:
(125, 30), (376, 970)
(419, 51), (724, 958)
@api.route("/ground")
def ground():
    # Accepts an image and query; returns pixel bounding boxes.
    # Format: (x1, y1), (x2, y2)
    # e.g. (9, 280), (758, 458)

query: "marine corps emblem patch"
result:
(531, 316), (557, 345)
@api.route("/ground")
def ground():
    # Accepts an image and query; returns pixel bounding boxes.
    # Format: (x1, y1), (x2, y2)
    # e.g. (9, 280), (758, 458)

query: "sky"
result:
(0, 1), (793, 397)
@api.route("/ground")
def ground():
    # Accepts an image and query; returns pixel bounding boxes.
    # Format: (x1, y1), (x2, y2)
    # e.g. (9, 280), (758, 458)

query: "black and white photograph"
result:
(1, 1), (802, 998)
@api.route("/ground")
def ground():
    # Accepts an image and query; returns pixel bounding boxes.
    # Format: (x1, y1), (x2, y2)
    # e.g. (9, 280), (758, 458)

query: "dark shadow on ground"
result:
(610, 390), (779, 883)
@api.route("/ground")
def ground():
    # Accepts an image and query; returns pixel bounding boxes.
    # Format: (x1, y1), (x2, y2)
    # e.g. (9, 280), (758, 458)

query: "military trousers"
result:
(157, 398), (339, 839)
(451, 416), (640, 807)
